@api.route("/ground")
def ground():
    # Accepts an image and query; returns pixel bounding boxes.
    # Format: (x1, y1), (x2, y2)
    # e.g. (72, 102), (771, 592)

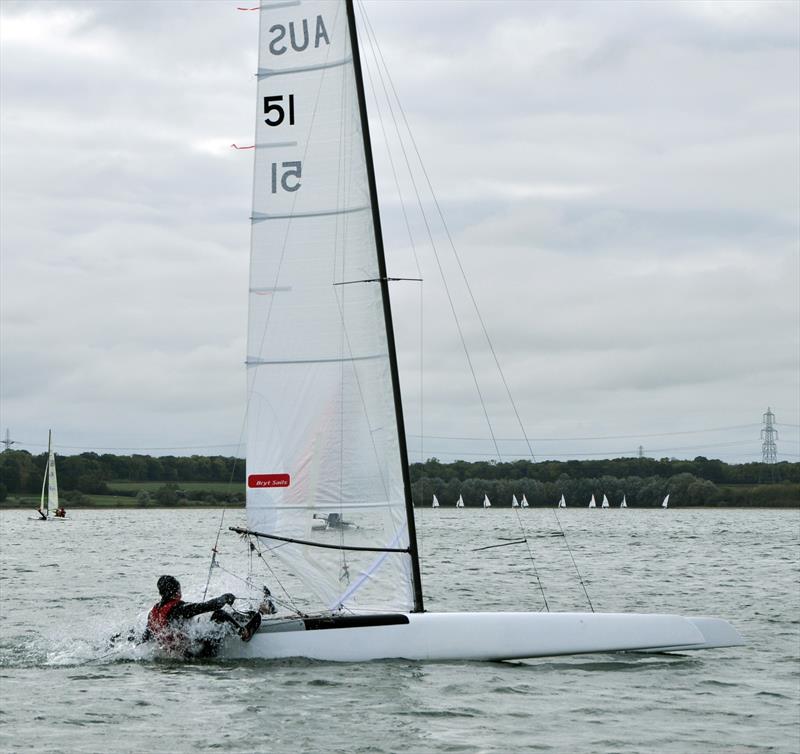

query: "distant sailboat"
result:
(432, 495), (439, 508)
(620, 495), (628, 508)
(588, 494), (597, 508)
(511, 494), (520, 508)
(456, 495), (465, 508)
(33, 430), (62, 521)
(601, 494), (610, 509)
(558, 494), (566, 508)
(662, 494), (670, 509)
(483, 494), (492, 509)
(520, 494), (529, 508)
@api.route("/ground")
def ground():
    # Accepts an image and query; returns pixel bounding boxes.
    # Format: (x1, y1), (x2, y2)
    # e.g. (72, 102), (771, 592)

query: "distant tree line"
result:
(0, 450), (796, 507)
(409, 457), (800, 485)
(0, 451), (245, 499)
(410, 457), (799, 508)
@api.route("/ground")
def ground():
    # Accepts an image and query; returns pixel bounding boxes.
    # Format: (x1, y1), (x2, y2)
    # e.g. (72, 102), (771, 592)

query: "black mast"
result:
(345, 0), (424, 612)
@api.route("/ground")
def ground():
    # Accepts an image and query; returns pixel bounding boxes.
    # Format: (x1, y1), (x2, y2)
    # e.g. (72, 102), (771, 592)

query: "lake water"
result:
(1, 507), (798, 753)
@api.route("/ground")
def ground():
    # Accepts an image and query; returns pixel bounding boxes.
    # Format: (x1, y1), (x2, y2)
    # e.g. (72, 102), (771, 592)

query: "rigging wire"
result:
(358, 0), (427, 564)
(357, 3), (502, 464)
(358, 4), (596, 611)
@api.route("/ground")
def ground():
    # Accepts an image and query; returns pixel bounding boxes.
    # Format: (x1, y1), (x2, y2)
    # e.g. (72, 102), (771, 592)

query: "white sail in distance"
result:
(483, 495), (492, 509)
(620, 495), (627, 508)
(432, 495), (439, 508)
(558, 494), (566, 508)
(511, 494), (519, 508)
(601, 495), (609, 509)
(662, 495), (670, 509)
(520, 494), (529, 508)
(245, 0), (417, 614)
(456, 495), (465, 508)
(39, 430), (58, 515)
(589, 495), (597, 508)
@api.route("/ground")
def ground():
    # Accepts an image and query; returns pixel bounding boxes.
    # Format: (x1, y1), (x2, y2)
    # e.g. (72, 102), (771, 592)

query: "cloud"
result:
(1, 0), (797, 463)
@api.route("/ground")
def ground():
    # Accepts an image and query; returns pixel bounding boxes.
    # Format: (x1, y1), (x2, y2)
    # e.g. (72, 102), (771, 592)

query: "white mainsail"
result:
(456, 495), (465, 508)
(432, 495), (439, 508)
(588, 494), (596, 508)
(601, 494), (609, 509)
(244, 0), (416, 614)
(662, 494), (670, 509)
(620, 495), (627, 508)
(520, 494), (529, 508)
(483, 495), (492, 509)
(558, 494), (566, 508)
(511, 494), (519, 508)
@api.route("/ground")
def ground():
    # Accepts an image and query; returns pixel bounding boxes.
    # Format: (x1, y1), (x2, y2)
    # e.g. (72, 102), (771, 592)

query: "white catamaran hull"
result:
(220, 611), (743, 661)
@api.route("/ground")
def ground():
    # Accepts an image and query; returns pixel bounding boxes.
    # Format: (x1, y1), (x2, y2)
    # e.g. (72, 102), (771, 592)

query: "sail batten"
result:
(245, 0), (419, 613)
(258, 57), (353, 78)
(252, 205), (369, 221)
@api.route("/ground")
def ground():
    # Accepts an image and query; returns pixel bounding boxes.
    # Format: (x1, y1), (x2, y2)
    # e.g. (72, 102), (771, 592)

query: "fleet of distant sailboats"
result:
(433, 492), (671, 508)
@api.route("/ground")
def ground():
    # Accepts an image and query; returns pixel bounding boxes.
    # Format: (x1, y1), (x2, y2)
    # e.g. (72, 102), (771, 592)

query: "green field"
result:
(107, 481), (244, 494)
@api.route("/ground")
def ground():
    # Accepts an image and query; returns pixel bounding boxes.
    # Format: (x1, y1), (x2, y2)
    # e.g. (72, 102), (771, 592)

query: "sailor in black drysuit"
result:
(142, 575), (261, 658)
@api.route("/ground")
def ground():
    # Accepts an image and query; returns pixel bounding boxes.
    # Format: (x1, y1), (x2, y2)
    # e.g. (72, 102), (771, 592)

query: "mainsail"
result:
(244, 0), (420, 614)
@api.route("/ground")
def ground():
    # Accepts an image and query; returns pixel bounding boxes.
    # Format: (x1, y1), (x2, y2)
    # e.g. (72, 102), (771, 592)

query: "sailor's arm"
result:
(170, 594), (235, 620)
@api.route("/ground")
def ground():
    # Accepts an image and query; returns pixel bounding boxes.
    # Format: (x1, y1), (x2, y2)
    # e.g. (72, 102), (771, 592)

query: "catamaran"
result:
(217, 0), (742, 660)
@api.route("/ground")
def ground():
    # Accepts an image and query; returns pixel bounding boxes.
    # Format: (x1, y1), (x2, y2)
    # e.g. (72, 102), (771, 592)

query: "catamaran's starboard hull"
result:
(219, 611), (743, 661)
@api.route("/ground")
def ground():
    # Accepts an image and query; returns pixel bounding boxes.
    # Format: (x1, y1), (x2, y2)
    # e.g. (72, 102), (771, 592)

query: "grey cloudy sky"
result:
(1, 0), (798, 464)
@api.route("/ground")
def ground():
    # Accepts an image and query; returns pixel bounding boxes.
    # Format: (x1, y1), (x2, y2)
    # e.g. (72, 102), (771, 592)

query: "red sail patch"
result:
(248, 473), (290, 488)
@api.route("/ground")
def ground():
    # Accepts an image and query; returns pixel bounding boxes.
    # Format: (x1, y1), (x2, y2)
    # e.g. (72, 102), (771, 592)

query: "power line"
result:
(13, 441), (243, 452)
(408, 424), (760, 443)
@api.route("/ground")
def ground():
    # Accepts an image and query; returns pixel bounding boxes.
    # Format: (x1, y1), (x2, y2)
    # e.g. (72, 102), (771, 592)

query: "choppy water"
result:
(1, 507), (798, 753)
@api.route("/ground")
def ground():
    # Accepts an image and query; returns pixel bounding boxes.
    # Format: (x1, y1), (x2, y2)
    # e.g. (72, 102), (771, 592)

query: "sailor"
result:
(142, 575), (261, 658)
(55, 507), (66, 518)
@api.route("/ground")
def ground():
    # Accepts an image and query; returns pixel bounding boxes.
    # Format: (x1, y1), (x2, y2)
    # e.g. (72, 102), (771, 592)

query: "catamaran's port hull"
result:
(219, 611), (743, 661)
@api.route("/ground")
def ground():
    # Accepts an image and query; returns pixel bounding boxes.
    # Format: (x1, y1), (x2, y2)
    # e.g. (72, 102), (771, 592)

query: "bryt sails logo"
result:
(248, 474), (290, 488)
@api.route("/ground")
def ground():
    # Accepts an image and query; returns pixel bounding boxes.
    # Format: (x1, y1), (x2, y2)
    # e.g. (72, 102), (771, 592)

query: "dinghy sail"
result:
(432, 495), (439, 508)
(483, 495), (492, 509)
(662, 494), (670, 509)
(37, 430), (59, 519)
(221, 0), (743, 661)
(601, 494), (610, 509)
(456, 495), (465, 508)
(557, 494), (566, 508)
(520, 494), (529, 508)
(236, 0), (421, 615)
(620, 495), (627, 508)
(588, 494), (597, 508)
(511, 494), (519, 508)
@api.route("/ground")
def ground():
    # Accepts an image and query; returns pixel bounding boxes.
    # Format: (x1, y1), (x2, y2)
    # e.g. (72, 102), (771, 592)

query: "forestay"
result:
(245, 0), (415, 614)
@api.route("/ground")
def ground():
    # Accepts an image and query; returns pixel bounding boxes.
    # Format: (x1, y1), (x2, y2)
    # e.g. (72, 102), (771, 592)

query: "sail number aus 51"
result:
(264, 94), (295, 126)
